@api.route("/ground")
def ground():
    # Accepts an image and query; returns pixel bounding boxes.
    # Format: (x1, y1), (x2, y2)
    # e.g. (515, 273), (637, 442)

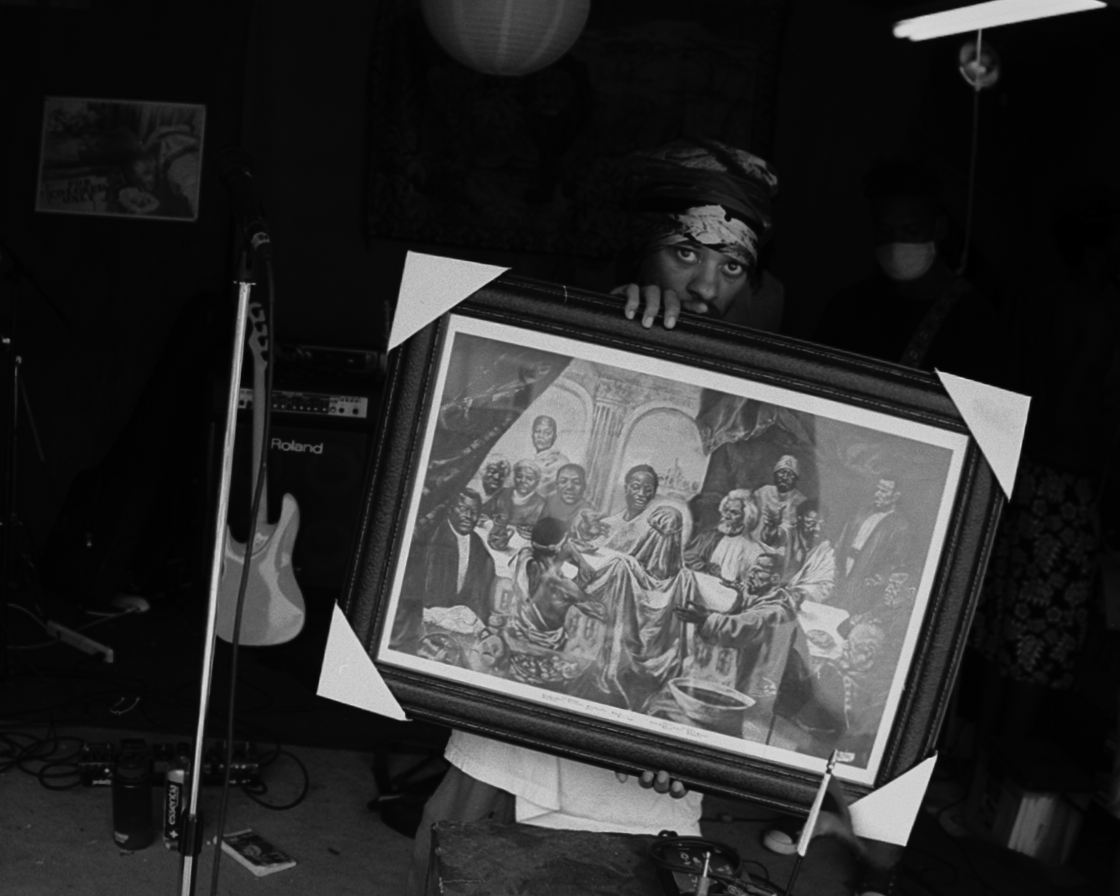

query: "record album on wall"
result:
(35, 97), (205, 222)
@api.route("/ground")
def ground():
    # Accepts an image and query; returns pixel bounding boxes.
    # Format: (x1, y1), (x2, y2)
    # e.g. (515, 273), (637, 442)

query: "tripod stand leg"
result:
(17, 367), (46, 465)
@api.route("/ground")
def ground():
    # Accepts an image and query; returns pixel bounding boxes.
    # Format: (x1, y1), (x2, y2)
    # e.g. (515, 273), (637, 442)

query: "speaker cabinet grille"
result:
(228, 419), (370, 590)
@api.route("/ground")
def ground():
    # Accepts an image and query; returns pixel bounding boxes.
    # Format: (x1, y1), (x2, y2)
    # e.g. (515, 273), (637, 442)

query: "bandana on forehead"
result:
(643, 205), (760, 266)
(624, 138), (778, 269)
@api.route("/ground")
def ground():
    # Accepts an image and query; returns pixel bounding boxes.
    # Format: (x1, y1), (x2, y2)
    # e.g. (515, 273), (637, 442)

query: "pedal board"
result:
(78, 739), (260, 787)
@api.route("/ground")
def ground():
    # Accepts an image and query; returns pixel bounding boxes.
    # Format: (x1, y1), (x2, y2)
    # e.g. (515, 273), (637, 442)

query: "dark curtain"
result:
(690, 391), (818, 530)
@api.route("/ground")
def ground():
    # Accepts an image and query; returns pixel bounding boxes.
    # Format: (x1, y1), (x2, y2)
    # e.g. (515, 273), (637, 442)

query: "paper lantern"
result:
(420, 0), (591, 77)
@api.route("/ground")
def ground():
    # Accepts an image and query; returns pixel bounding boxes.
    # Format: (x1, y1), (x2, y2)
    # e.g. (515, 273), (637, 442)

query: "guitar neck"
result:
(248, 301), (270, 532)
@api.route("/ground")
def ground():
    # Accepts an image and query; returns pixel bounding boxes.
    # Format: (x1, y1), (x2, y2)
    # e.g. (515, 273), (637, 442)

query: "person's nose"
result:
(688, 258), (719, 303)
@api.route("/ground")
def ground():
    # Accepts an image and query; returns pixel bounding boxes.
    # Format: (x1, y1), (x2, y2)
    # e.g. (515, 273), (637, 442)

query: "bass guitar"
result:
(215, 298), (306, 646)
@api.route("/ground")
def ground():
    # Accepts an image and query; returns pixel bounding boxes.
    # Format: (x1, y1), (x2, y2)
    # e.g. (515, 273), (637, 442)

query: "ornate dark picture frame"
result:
(344, 276), (1001, 810)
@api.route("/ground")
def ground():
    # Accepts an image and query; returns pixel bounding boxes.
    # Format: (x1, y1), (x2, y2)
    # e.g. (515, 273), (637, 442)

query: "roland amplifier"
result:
(225, 385), (381, 591)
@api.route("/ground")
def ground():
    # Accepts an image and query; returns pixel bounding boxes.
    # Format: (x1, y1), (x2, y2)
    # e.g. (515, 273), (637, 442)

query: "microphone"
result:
(214, 147), (271, 257)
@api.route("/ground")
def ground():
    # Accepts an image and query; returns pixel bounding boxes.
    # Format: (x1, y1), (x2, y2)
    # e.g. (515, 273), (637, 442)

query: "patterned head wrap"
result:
(624, 138), (779, 271)
(774, 455), (800, 476)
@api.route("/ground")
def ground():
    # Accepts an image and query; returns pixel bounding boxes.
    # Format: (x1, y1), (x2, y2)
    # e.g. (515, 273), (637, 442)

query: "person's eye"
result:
(723, 262), (745, 278)
(674, 246), (698, 263)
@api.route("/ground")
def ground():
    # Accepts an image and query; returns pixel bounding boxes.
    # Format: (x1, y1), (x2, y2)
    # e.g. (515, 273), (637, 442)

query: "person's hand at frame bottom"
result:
(615, 769), (689, 798)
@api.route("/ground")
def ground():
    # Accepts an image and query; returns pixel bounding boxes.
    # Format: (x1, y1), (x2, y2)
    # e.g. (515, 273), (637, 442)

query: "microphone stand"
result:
(0, 241), (54, 680)
(177, 246), (258, 896)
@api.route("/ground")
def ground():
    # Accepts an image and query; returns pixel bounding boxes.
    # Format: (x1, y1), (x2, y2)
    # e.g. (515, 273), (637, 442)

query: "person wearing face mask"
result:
(814, 158), (1006, 386)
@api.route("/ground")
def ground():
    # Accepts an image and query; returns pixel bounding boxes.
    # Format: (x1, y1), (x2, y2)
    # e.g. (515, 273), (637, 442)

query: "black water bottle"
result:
(112, 752), (154, 850)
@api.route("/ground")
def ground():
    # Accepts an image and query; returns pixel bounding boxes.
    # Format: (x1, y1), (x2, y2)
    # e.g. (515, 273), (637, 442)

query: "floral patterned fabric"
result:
(971, 460), (1100, 689)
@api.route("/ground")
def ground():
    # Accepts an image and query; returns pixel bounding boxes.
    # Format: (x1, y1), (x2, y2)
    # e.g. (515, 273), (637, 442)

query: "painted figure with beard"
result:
(833, 476), (913, 616)
(683, 489), (765, 583)
(785, 500), (836, 605)
(599, 464), (661, 553)
(754, 455), (807, 560)
(486, 460), (547, 549)
(530, 415), (571, 497)
(675, 553), (811, 708)
(542, 463), (594, 530)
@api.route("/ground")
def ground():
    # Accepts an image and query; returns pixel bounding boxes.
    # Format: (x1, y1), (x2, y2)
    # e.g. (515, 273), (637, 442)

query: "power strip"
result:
(45, 621), (114, 662)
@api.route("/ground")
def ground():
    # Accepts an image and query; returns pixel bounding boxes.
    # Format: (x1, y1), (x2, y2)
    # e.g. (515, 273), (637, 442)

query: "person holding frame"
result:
(402, 137), (787, 896)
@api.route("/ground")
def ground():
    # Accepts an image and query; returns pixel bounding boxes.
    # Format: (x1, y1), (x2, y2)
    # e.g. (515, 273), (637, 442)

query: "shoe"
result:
(761, 816), (802, 856)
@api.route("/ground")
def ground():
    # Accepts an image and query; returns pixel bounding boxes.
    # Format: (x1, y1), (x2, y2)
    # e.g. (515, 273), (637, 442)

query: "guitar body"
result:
(215, 297), (307, 646)
(217, 493), (306, 646)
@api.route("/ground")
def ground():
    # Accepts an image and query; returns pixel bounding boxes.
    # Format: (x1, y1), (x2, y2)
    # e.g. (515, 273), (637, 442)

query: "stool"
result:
(428, 820), (664, 896)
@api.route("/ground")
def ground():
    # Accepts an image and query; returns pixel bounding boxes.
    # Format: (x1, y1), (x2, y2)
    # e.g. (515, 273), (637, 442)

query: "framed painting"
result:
(343, 276), (1002, 810)
(36, 97), (205, 221)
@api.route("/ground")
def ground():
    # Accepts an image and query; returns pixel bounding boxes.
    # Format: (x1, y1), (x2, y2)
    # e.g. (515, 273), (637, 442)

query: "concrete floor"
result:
(2, 726), (414, 896)
(2, 722), (1112, 896)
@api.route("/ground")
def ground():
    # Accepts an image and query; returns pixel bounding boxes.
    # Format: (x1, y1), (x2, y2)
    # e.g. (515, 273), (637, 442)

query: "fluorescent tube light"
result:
(894, 0), (1106, 41)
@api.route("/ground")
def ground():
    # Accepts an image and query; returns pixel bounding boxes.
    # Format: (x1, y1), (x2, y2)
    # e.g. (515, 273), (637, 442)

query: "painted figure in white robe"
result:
(683, 489), (764, 583)
(785, 499), (836, 605)
(599, 464), (661, 554)
(579, 505), (700, 710)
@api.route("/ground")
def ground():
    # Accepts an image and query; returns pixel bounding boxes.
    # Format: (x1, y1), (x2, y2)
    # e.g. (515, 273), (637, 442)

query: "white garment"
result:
(709, 532), (764, 582)
(445, 730), (703, 835)
(788, 540), (836, 604)
(600, 505), (654, 554)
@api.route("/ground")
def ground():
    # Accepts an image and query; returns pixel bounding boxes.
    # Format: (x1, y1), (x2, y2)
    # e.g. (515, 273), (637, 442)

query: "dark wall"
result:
(244, 0), (1120, 349)
(0, 0), (252, 551)
(240, 0), (568, 351)
(770, 0), (937, 336)
(772, 2), (1120, 337)
(241, 0), (395, 349)
(5, 0), (1119, 558)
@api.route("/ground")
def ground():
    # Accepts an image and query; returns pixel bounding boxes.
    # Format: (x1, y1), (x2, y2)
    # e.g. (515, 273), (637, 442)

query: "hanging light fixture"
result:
(420, 0), (591, 77)
(893, 0), (1114, 41)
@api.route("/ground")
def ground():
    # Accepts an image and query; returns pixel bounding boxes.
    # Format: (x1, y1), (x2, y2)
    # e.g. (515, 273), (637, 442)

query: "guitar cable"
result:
(208, 248), (278, 896)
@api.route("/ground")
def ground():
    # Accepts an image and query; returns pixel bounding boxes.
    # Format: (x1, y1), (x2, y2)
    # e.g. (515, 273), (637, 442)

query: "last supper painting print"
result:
(374, 313), (970, 788)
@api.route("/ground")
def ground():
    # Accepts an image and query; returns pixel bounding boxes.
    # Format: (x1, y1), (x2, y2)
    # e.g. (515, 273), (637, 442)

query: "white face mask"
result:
(875, 242), (937, 281)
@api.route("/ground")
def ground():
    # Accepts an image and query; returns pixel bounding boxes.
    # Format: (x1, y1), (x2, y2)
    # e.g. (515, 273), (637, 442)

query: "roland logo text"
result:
(271, 438), (324, 454)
